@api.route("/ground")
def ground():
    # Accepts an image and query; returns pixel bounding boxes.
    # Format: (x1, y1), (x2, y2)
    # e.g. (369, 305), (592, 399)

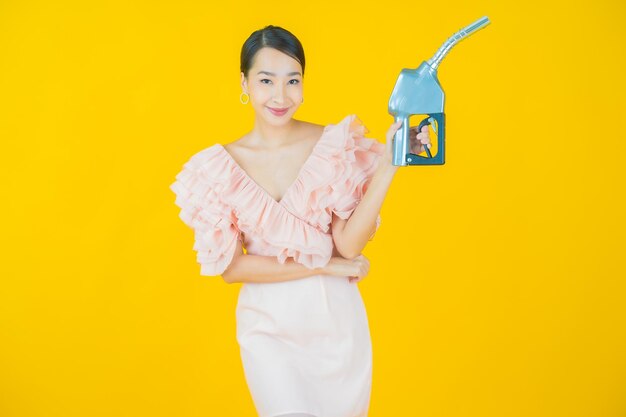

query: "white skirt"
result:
(236, 274), (373, 417)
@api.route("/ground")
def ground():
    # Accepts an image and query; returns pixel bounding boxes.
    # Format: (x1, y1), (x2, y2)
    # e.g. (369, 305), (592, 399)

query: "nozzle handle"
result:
(416, 116), (434, 158)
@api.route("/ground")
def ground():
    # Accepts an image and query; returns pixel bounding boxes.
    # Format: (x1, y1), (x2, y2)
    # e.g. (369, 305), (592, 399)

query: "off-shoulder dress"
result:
(170, 114), (385, 417)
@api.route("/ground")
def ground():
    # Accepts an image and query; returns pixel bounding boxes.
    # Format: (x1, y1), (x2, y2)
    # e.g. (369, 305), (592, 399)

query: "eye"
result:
(260, 79), (300, 85)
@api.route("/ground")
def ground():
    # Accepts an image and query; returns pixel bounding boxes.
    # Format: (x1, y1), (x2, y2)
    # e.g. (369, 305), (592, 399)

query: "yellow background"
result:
(1, 0), (625, 416)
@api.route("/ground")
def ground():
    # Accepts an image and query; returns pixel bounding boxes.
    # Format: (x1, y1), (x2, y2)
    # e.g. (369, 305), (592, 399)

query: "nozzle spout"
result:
(427, 16), (491, 70)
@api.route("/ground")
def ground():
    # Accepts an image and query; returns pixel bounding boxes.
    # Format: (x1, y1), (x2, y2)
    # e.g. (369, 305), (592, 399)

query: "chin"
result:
(266, 116), (292, 126)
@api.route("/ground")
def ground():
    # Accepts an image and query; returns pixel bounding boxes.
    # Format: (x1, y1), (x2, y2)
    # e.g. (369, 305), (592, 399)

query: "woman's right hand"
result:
(322, 254), (371, 284)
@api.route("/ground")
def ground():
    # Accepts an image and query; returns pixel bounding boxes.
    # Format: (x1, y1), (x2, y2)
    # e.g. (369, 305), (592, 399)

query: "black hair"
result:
(240, 25), (305, 79)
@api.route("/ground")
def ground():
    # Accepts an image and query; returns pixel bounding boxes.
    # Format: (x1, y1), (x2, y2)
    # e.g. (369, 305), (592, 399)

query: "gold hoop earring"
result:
(240, 92), (249, 104)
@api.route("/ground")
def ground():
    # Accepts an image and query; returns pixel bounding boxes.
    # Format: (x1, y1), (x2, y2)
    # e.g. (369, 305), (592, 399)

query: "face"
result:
(240, 47), (304, 125)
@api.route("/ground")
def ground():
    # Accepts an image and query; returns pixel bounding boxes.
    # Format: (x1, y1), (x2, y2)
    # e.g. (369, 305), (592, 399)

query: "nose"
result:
(272, 84), (285, 104)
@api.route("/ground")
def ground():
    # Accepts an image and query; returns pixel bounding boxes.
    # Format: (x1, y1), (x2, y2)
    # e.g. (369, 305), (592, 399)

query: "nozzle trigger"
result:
(429, 117), (437, 133)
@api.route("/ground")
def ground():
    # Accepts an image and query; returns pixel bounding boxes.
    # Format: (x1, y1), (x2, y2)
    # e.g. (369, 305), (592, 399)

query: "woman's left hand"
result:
(381, 120), (431, 172)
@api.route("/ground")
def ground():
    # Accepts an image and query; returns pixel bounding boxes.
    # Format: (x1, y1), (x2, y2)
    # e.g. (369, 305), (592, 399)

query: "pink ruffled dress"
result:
(170, 114), (385, 417)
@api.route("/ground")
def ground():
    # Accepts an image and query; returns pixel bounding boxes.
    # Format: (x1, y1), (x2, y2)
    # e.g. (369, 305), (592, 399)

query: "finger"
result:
(387, 123), (402, 141)
(416, 133), (431, 143)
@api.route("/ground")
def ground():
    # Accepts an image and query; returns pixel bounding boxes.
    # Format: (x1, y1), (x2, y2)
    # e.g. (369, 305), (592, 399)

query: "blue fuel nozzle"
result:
(388, 16), (491, 166)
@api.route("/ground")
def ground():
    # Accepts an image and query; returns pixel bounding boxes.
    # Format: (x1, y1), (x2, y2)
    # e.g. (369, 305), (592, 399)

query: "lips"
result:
(268, 107), (289, 116)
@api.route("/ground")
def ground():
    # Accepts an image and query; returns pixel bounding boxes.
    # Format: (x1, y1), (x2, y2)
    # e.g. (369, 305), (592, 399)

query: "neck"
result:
(251, 116), (299, 148)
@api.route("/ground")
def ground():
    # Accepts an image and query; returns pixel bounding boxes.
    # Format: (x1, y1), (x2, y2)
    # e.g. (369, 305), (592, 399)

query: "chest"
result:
(223, 136), (320, 203)
(244, 152), (306, 200)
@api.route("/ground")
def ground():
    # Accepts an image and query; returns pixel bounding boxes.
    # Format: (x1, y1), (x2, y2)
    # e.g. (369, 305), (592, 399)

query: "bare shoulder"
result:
(223, 132), (255, 158)
(222, 134), (247, 155)
(297, 118), (325, 130)
(296, 119), (326, 143)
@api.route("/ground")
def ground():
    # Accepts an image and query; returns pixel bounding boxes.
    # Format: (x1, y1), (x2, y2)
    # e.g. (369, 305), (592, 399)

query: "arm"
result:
(332, 119), (418, 259)
(221, 238), (326, 284)
(332, 163), (396, 259)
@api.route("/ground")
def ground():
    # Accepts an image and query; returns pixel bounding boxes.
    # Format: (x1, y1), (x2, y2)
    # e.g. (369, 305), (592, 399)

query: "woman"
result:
(170, 25), (430, 417)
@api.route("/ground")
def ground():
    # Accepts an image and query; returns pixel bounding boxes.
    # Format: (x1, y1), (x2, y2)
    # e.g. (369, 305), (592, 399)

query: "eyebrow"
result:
(256, 70), (301, 76)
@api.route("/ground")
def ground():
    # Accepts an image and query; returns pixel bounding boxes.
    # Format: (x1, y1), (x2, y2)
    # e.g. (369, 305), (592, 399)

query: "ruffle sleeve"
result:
(331, 116), (385, 240)
(287, 114), (386, 241)
(169, 147), (243, 277)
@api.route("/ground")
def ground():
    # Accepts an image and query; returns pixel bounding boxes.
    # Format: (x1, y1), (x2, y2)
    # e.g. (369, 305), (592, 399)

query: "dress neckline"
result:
(216, 127), (328, 206)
